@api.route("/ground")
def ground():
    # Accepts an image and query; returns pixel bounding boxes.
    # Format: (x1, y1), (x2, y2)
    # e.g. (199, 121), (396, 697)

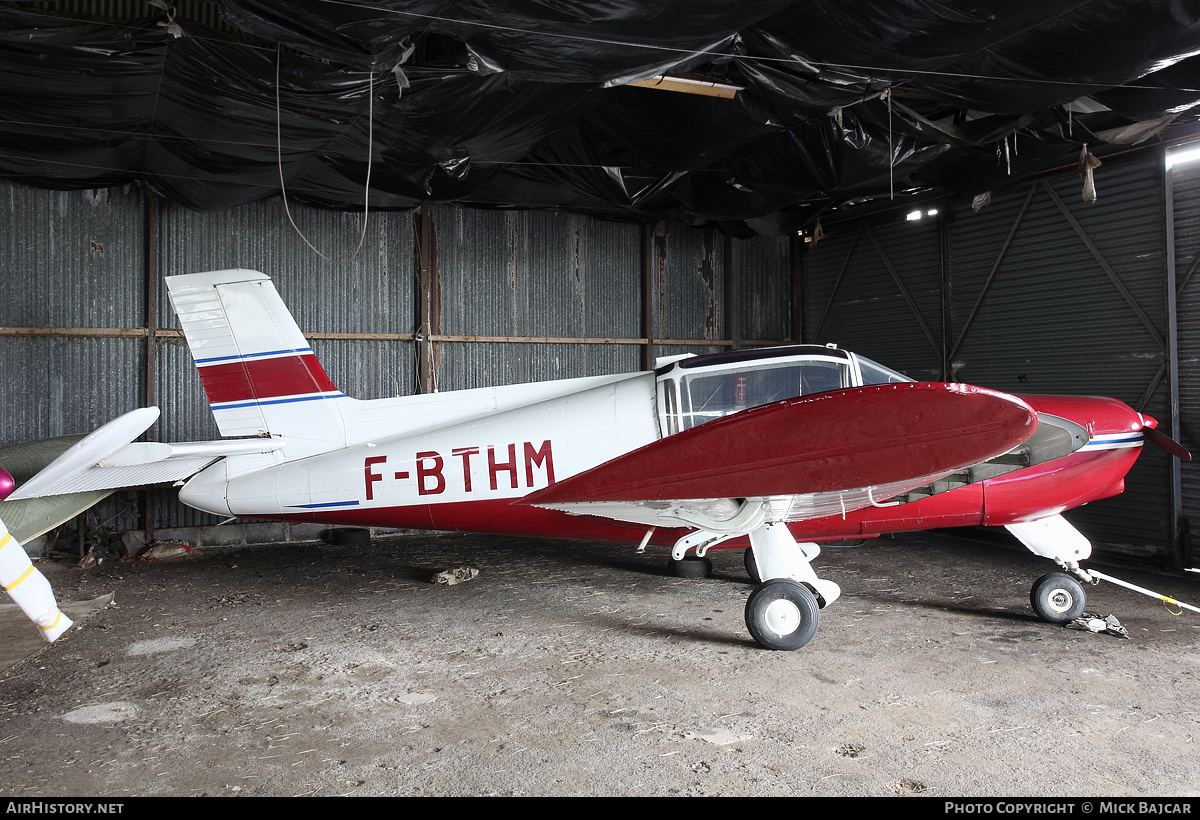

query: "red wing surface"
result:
(522, 382), (1037, 504)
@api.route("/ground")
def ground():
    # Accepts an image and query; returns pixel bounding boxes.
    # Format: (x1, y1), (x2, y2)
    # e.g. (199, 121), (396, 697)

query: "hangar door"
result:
(1171, 152), (1200, 570)
(801, 152), (1177, 564)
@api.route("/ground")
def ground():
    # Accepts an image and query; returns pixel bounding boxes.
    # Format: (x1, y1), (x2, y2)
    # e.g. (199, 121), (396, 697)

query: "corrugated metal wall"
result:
(434, 207), (644, 387)
(801, 150), (1179, 562)
(0, 181), (793, 531)
(802, 219), (945, 380)
(1171, 158), (1200, 569)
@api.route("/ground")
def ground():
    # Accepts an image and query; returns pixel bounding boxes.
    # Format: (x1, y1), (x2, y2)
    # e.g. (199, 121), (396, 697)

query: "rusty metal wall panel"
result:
(313, 338), (418, 401)
(0, 335), (144, 443)
(648, 222), (725, 345)
(438, 342), (640, 391)
(436, 206), (641, 341)
(0, 335), (145, 532)
(435, 206), (643, 390)
(156, 198), (415, 336)
(0, 182), (147, 533)
(735, 234), (792, 343)
(1, 183), (145, 328)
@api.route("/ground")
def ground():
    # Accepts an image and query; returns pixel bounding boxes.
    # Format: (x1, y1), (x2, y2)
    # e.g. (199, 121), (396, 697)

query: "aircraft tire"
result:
(1030, 572), (1086, 623)
(745, 579), (820, 650)
(744, 548), (761, 583)
(332, 527), (371, 547)
(668, 555), (713, 578)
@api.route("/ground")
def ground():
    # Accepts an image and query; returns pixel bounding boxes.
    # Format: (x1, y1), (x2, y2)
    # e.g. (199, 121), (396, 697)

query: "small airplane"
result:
(1, 268), (1190, 649)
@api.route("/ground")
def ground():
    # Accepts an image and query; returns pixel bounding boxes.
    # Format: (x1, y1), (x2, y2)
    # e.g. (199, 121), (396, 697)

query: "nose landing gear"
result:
(1029, 572), (1087, 623)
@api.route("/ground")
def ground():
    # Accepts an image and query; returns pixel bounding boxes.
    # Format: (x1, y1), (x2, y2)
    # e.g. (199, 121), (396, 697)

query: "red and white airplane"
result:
(1, 269), (1188, 648)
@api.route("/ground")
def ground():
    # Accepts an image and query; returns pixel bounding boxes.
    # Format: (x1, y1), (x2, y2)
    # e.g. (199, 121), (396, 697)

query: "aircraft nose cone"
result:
(0, 467), (14, 501)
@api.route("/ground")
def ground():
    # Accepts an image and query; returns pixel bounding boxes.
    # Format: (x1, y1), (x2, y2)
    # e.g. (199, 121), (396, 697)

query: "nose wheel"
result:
(1030, 572), (1087, 623)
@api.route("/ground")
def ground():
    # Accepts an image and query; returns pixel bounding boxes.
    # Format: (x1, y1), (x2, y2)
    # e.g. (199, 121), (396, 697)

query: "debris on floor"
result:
(431, 566), (479, 585)
(119, 531), (192, 561)
(138, 540), (192, 561)
(1067, 612), (1129, 639)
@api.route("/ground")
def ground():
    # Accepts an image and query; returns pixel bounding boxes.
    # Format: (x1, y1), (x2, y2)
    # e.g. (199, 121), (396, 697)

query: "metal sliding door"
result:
(801, 152), (1175, 561)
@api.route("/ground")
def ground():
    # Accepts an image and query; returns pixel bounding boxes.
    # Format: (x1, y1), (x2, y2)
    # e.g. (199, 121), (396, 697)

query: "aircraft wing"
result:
(520, 382), (1037, 527)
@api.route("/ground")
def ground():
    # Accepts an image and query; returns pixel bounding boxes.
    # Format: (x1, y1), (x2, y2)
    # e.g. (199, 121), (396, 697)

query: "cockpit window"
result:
(854, 355), (914, 385)
(667, 357), (854, 432)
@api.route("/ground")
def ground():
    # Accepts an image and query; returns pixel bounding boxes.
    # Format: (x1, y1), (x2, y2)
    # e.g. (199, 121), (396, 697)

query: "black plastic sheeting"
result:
(2, 0), (1200, 235)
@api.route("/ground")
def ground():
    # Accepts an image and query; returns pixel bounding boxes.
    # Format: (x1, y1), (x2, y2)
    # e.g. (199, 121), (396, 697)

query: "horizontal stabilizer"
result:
(521, 382), (1037, 505)
(7, 408), (160, 499)
(8, 409), (286, 501)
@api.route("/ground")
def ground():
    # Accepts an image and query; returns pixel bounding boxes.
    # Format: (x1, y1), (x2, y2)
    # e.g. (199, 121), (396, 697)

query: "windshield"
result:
(854, 354), (913, 385)
(665, 355), (855, 433)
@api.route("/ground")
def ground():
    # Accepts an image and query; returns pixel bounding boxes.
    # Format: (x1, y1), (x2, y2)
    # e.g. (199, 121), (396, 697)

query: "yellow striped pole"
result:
(0, 516), (73, 641)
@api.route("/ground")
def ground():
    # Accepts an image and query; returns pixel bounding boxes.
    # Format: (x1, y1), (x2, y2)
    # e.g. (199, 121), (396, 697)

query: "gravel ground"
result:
(1, 529), (1198, 797)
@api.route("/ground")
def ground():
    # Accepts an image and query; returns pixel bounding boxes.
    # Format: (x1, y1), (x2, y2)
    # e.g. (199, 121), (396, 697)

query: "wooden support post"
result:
(415, 205), (441, 393)
(142, 192), (159, 545)
(641, 222), (656, 370)
(725, 233), (741, 351)
(790, 232), (804, 343)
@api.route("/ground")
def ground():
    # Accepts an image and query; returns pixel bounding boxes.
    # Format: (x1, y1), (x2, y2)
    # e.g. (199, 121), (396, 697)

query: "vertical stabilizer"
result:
(166, 270), (349, 452)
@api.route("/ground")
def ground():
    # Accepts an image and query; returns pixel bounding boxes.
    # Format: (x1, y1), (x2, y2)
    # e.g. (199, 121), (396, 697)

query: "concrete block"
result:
(286, 523), (329, 543)
(197, 524), (245, 547)
(244, 522), (288, 544)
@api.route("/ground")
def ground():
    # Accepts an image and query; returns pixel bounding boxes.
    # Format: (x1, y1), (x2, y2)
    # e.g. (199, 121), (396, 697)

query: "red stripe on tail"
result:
(199, 354), (338, 404)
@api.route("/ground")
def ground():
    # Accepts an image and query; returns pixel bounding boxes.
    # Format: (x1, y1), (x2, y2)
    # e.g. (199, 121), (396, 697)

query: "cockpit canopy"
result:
(656, 345), (911, 436)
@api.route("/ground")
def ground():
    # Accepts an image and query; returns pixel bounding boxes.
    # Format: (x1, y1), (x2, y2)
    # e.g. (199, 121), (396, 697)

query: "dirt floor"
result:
(1, 529), (1198, 797)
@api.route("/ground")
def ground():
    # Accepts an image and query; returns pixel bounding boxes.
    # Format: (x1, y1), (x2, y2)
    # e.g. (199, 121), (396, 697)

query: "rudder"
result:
(166, 269), (349, 452)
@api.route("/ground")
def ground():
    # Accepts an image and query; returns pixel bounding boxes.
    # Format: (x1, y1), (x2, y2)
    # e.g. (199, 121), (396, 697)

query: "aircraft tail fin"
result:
(166, 270), (349, 450)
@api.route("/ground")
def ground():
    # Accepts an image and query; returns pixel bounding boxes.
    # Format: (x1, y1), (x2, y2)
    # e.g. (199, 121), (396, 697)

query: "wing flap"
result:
(521, 382), (1037, 506)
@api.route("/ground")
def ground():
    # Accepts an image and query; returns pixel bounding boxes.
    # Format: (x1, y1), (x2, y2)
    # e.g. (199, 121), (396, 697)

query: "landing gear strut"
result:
(668, 515), (838, 651)
(743, 522), (840, 650)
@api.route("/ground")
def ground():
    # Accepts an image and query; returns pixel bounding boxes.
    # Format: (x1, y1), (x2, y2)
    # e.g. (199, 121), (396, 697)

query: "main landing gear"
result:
(745, 578), (821, 650)
(666, 518), (839, 650)
(742, 522), (840, 650)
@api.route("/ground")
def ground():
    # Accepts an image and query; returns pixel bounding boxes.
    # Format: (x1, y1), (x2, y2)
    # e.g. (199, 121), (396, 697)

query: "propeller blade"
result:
(1144, 425), (1192, 461)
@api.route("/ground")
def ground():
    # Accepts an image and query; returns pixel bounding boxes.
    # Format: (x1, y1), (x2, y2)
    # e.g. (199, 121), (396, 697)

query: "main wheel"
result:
(745, 579), (820, 650)
(744, 548), (761, 583)
(1030, 572), (1086, 623)
(668, 555), (713, 578)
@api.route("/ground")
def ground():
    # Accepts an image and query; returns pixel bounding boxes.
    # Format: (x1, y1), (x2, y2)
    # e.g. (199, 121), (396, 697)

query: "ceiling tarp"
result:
(2, 0), (1199, 234)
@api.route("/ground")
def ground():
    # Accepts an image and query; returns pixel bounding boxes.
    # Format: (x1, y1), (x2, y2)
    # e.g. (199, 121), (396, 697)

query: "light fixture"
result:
(906, 210), (922, 221)
(1166, 143), (1200, 171)
(624, 74), (742, 99)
